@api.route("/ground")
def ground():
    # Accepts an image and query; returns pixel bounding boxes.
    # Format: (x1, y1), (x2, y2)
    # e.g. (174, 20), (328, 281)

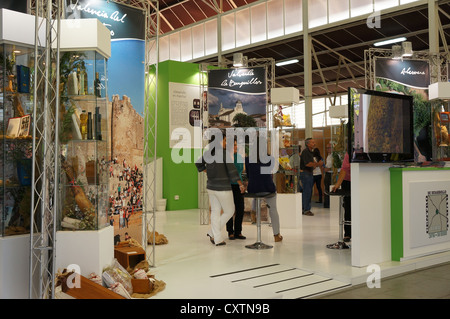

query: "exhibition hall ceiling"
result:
(123, 0), (450, 98)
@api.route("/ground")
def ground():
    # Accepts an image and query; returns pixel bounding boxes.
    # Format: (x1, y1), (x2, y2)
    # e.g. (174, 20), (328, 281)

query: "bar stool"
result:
(325, 188), (351, 250)
(243, 192), (276, 250)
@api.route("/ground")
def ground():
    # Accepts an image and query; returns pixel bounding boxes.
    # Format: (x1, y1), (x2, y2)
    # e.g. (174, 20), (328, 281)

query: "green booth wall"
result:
(148, 60), (202, 211)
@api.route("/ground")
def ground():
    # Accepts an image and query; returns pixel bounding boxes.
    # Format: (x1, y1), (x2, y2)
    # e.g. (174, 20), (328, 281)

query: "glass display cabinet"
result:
(431, 100), (450, 161)
(268, 87), (302, 229)
(0, 43), (35, 236)
(428, 81), (450, 162)
(58, 49), (109, 231)
(269, 103), (300, 194)
(55, 18), (111, 232)
(275, 127), (300, 193)
(268, 87), (301, 194)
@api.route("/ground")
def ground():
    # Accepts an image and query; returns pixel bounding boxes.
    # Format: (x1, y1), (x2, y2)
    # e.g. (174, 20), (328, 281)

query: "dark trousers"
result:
(226, 184), (244, 236)
(342, 180), (351, 238)
(313, 174), (323, 202)
(323, 172), (331, 208)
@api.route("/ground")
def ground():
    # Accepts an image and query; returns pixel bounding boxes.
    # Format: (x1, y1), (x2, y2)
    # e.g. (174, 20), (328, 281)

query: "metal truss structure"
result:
(29, 0), (62, 299)
(198, 57), (275, 225)
(107, 0), (160, 267)
(143, 0), (159, 268)
(27, 0), (160, 298)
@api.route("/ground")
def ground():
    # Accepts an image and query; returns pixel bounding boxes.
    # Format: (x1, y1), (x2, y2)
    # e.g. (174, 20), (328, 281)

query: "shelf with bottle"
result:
(0, 44), (36, 237)
(60, 50), (107, 98)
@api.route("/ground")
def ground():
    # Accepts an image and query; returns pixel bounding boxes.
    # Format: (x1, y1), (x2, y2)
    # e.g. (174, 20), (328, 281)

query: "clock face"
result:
(426, 192), (449, 238)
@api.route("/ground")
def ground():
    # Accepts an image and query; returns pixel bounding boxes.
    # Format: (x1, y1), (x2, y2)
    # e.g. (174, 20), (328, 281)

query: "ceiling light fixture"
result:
(391, 44), (402, 60)
(401, 41), (413, 57)
(233, 53), (244, 67)
(373, 37), (407, 47)
(275, 59), (299, 67)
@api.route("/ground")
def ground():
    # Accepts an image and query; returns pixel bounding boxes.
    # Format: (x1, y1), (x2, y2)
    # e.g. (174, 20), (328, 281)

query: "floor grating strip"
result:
(231, 268), (298, 283)
(209, 264), (280, 278)
(211, 264), (351, 299)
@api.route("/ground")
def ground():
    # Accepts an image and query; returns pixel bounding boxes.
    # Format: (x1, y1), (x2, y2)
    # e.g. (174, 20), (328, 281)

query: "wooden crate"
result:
(131, 278), (153, 294)
(114, 245), (146, 270)
(63, 274), (125, 299)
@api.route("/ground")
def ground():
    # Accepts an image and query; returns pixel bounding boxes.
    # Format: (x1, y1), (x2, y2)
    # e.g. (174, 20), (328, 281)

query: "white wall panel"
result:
(236, 8), (250, 48)
(192, 23), (205, 59)
(251, 3), (267, 43)
(159, 35), (170, 62)
(350, 0), (373, 17)
(308, 0), (328, 29)
(329, 0), (350, 23)
(169, 32), (180, 61)
(221, 13), (236, 51)
(400, 0), (418, 4)
(284, 0), (302, 34)
(148, 39), (157, 65)
(180, 28), (193, 62)
(375, 0), (397, 11)
(204, 19), (218, 56)
(267, 0), (284, 39)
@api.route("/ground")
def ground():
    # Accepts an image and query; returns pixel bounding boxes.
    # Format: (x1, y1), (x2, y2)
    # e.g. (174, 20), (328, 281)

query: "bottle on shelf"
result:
(80, 110), (88, 140)
(76, 67), (81, 95)
(79, 67), (85, 95)
(95, 106), (102, 141)
(94, 72), (101, 98)
(87, 112), (93, 140)
(67, 70), (78, 96)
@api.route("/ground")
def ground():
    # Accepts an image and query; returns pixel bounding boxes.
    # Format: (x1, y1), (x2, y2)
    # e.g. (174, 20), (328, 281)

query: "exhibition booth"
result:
(2, 1), (450, 300)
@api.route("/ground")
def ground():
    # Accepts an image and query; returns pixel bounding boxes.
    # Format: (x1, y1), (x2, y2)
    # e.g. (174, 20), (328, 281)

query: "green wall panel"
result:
(390, 168), (404, 261)
(149, 60), (201, 211)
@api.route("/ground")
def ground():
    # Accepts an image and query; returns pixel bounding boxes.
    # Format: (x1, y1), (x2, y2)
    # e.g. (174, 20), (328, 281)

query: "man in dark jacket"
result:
(300, 138), (323, 216)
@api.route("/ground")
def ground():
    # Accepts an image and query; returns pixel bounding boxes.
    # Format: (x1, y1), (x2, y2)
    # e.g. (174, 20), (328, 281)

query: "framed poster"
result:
(169, 82), (203, 149)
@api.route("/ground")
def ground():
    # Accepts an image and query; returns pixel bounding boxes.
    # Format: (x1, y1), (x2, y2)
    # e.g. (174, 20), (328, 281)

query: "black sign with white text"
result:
(375, 58), (430, 89)
(64, 0), (145, 40)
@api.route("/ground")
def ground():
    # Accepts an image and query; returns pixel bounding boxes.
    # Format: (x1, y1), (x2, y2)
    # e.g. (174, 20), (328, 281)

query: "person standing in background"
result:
(323, 142), (333, 209)
(195, 132), (245, 246)
(300, 137), (323, 216)
(300, 138), (323, 216)
(332, 151), (351, 242)
(226, 138), (246, 240)
(312, 148), (324, 204)
(245, 137), (283, 242)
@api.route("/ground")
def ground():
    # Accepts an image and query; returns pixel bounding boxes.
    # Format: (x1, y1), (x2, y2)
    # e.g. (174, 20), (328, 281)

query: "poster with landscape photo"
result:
(207, 67), (267, 128)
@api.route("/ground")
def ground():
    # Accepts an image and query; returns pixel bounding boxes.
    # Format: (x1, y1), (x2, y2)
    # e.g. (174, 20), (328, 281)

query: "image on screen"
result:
(349, 88), (414, 163)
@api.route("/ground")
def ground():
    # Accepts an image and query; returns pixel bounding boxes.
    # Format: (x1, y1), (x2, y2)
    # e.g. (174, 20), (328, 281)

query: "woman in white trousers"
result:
(195, 131), (245, 246)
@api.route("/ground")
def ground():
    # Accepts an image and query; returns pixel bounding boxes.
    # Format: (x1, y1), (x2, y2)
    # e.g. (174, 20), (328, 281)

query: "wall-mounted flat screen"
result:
(348, 88), (414, 163)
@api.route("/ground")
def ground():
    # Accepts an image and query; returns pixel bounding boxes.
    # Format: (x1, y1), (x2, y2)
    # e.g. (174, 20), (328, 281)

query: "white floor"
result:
(146, 202), (450, 299)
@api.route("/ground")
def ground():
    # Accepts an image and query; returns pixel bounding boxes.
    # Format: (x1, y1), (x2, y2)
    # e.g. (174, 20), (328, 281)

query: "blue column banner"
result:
(65, 0), (145, 244)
